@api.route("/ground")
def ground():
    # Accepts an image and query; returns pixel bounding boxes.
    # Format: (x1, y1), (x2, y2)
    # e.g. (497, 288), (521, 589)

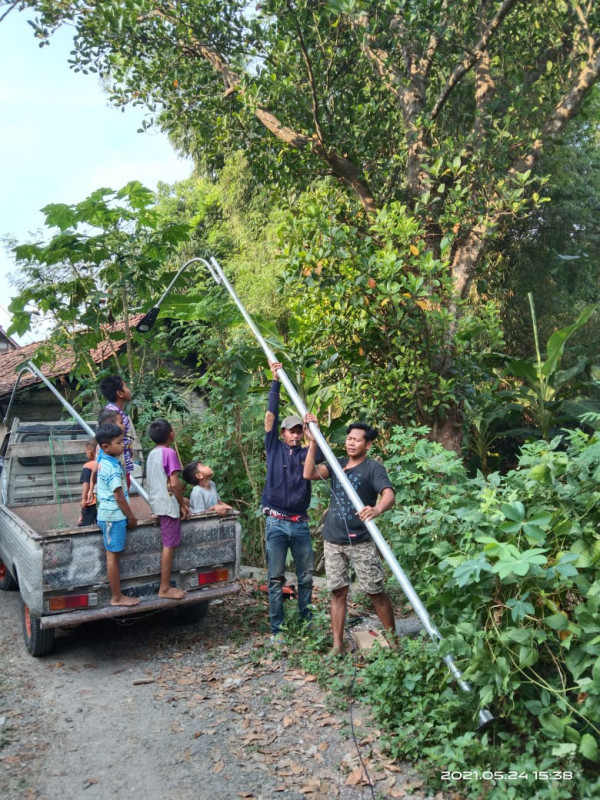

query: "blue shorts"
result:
(98, 519), (128, 553)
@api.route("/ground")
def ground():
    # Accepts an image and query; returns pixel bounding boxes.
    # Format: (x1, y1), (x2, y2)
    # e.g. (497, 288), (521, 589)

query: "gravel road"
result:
(0, 581), (444, 800)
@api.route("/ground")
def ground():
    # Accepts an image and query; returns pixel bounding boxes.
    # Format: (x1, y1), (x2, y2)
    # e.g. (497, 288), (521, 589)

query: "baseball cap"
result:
(281, 415), (303, 430)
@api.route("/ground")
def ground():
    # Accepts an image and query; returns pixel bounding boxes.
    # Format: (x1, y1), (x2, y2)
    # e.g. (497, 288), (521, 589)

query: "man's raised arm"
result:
(303, 416), (330, 481)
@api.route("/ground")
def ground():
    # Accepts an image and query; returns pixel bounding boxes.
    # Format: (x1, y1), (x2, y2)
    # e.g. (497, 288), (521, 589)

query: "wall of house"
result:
(0, 387), (73, 447)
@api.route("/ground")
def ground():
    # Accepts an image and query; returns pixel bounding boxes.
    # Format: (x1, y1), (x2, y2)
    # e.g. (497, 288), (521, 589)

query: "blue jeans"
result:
(265, 517), (314, 634)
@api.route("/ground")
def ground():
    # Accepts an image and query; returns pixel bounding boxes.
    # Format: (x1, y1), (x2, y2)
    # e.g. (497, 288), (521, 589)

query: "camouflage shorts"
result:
(323, 540), (384, 594)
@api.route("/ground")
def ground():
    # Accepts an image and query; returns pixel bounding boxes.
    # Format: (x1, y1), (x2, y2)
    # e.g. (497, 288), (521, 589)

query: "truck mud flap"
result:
(39, 581), (241, 629)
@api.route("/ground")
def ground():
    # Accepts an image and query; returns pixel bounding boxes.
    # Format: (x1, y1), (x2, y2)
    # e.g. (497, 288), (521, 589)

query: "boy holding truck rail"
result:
(96, 423), (140, 608)
(146, 418), (189, 600)
(78, 437), (98, 527)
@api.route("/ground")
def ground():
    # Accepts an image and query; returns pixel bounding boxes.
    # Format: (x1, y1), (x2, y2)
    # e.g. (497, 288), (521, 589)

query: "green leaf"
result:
(41, 202), (78, 231)
(544, 612), (569, 631)
(540, 713), (565, 738)
(552, 742), (577, 757)
(580, 734), (598, 761)
(500, 501), (525, 522)
(543, 304), (599, 376)
(592, 656), (600, 689)
(507, 359), (538, 382)
(528, 463), (552, 484)
(452, 555), (491, 587)
(506, 595), (535, 622)
(492, 545), (547, 579)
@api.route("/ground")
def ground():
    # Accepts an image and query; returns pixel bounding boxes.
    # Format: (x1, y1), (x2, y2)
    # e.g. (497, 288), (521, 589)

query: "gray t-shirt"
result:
(146, 446), (182, 519)
(190, 481), (220, 514)
(322, 457), (394, 544)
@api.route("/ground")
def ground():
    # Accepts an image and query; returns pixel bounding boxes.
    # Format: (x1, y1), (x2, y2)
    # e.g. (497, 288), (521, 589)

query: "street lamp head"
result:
(136, 306), (160, 333)
(135, 257), (216, 335)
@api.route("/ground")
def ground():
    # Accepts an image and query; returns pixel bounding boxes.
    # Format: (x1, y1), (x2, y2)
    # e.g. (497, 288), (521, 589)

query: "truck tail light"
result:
(197, 568), (229, 586)
(47, 593), (98, 611)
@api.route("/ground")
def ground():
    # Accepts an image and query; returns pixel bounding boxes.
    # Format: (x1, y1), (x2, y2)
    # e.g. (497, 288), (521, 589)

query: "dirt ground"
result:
(0, 580), (446, 800)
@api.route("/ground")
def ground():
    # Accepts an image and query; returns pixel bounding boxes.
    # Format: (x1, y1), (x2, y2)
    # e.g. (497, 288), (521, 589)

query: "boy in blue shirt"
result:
(96, 423), (140, 607)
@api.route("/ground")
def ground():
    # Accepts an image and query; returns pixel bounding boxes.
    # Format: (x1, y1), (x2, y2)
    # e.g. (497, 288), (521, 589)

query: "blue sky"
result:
(0, 10), (192, 343)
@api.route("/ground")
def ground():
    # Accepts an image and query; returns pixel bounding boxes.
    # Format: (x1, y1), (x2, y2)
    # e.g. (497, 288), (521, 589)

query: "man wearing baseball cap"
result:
(262, 360), (319, 642)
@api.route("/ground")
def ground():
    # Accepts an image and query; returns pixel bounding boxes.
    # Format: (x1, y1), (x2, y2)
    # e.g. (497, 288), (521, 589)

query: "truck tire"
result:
(21, 600), (55, 657)
(176, 599), (210, 624)
(0, 559), (18, 591)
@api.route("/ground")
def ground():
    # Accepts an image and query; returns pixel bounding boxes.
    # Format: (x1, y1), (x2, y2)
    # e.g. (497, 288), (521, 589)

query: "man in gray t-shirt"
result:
(304, 422), (397, 655)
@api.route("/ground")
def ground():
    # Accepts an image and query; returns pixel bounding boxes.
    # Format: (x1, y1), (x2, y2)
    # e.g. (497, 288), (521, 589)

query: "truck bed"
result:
(2, 499), (241, 625)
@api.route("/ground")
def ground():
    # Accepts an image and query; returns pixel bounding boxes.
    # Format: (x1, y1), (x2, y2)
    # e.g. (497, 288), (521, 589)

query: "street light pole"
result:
(138, 255), (492, 726)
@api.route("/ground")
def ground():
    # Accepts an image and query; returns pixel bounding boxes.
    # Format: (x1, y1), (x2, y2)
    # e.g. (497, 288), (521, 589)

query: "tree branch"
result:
(509, 41), (600, 177)
(286, 0), (326, 145)
(0, 1), (19, 25)
(417, 0), (449, 79)
(353, 13), (405, 104)
(180, 33), (377, 212)
(431, 0), (520, 120)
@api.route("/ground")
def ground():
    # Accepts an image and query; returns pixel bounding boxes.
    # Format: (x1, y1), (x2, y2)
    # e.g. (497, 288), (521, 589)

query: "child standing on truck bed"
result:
(146, 418), (189, 600)
(96, 423), (140, 607)
(182, 461), (233, 516)
(78, 437), (98, 527)
(99, 375), (136, 488)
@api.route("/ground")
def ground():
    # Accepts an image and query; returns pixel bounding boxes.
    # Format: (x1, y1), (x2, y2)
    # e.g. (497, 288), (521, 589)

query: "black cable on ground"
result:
(348, 643), (377, 800)
(317, 459), (377, 798)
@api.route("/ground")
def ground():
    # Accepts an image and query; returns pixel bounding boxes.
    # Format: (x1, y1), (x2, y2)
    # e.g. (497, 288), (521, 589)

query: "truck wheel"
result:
(176, 600), (210, 624)
(0, 559), (18, 591)
(21, 600), (55, 657)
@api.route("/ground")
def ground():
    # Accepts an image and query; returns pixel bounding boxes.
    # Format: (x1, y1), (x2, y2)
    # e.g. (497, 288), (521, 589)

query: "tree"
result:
(8, 181), (190, 385)
(5, 0), (600, 449)
(491, 100), (600, 358)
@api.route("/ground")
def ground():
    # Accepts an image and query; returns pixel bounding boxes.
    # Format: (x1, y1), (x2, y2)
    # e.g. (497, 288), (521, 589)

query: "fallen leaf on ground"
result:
(345, 767), (373, 787)
(213, 760), (225, 774)
(384, 762), (403, 773)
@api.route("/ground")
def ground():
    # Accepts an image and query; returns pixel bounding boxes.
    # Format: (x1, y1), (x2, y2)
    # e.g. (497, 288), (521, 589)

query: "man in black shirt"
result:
(304, 422), (396, 655)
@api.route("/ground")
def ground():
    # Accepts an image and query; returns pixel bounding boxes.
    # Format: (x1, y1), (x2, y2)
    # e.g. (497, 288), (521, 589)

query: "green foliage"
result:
(154, 153), (288, 323)
(7, 182), (190, 384)
(503, 296), (600, 438)
(10, 0), (600, 449)
(131, 370), (189, 453)
(280, 186), (504, 430)
(358, 425), (600, 796)
(493, 97), (600, 360)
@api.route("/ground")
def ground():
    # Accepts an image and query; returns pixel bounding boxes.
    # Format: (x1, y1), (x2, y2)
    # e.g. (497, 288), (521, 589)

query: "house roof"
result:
(0, 326), (19, 350)
(0, 314), (144, 398)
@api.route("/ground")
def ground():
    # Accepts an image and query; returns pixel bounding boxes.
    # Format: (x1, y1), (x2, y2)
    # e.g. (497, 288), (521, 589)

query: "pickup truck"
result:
(0, 418), (241, 656)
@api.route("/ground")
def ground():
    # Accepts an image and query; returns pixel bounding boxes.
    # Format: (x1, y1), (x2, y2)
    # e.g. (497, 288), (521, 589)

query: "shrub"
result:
(357, 426), (600, 798)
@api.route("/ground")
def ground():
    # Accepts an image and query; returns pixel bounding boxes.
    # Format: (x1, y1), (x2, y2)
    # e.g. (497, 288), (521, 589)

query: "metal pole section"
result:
(19, 362), (149, 502)
(204, 256), (492, 724)
(156, 260), (194, 308)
